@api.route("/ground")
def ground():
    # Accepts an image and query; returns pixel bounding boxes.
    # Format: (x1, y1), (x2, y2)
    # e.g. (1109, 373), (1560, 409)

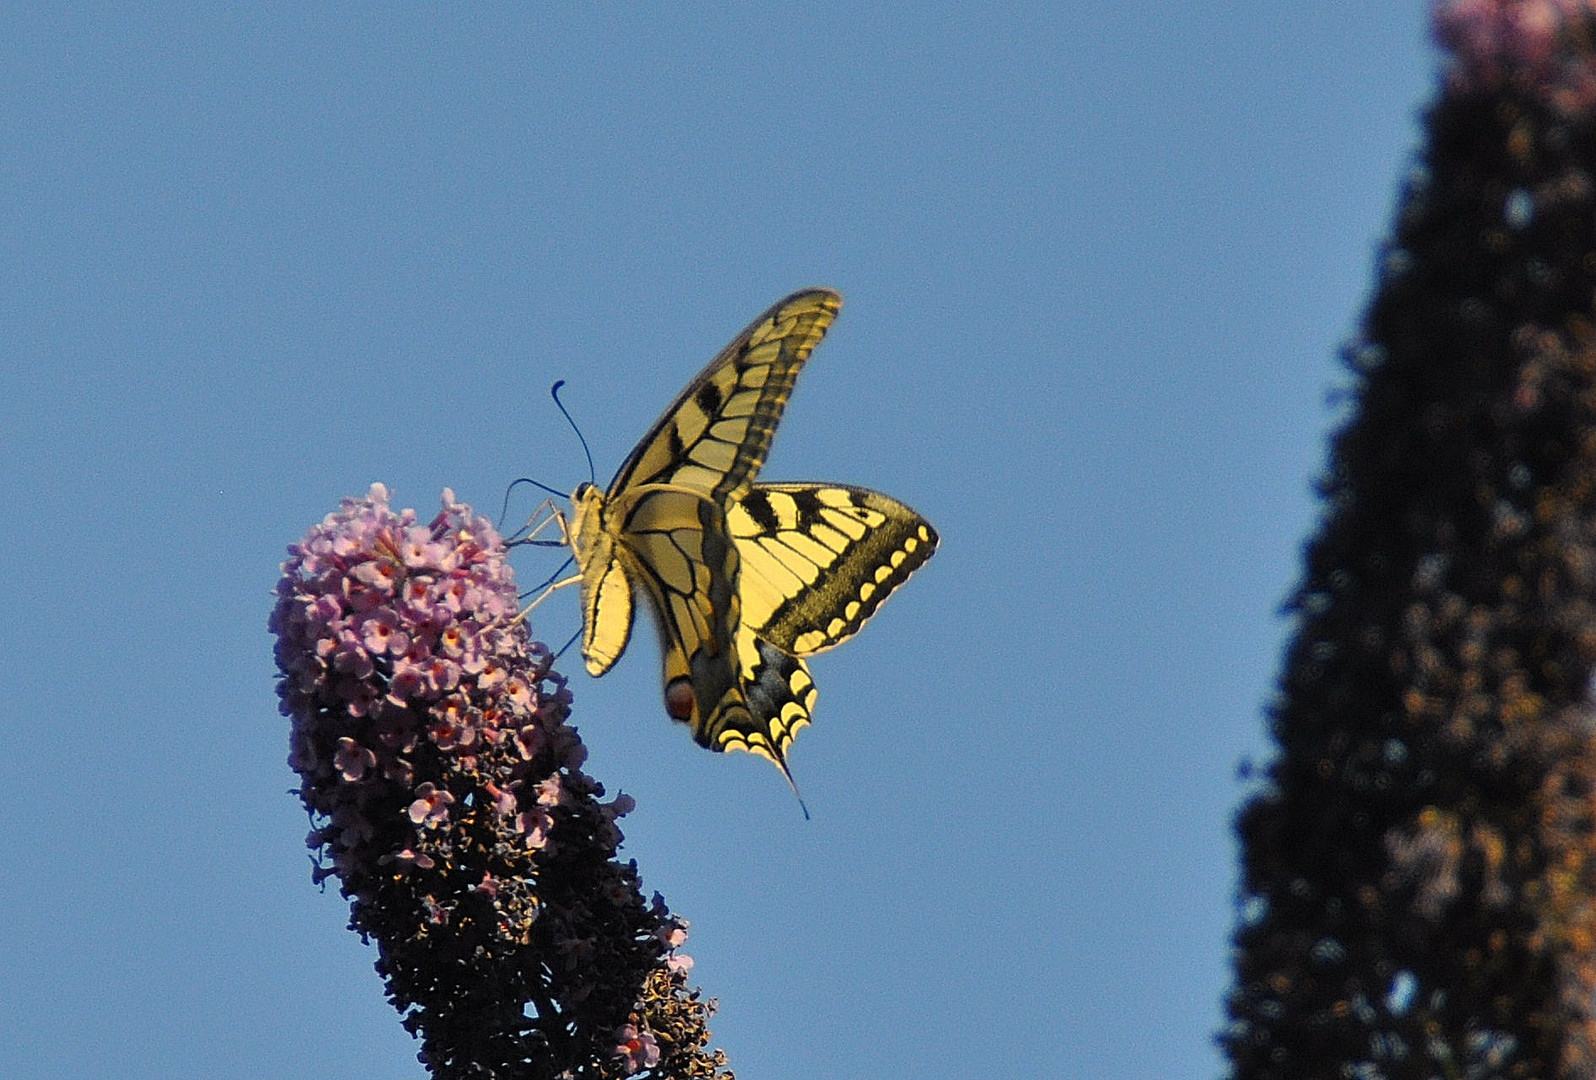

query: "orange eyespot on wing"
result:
(665, 677), (696, 722)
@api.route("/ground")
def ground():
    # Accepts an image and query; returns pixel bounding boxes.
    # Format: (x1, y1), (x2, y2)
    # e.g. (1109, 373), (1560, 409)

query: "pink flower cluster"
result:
(1434, 0), (1596, 112)
(269, 483), (585, 887)
(270, 485), (722, 1076)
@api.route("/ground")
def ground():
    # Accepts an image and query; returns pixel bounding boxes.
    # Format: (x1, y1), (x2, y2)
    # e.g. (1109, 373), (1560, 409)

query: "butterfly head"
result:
(567, 481), (606, 552)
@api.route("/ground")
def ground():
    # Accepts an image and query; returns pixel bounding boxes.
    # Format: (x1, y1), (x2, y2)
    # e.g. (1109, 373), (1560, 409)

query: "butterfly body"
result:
(562, 289), (937, 790)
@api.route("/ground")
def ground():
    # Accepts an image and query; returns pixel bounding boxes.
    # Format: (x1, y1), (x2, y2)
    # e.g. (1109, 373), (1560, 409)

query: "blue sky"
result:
(2, 6), (1436, 1078)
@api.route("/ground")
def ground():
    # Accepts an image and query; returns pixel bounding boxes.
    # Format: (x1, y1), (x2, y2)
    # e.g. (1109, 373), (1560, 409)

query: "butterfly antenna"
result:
(550, 380), (597, 488)
(499, 477), (571, 533)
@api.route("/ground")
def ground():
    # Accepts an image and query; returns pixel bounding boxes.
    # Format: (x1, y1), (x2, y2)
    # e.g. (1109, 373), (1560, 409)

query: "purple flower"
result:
(357, 610), (407, 656)
(399, 526), (453, 571)
(350, 558), (399, 593)
(407, 782), (455, 827)
(333, 737), (376, 782)
(271, 485), (731, 1077)
(518, 806), (554, 850)
(422, 656), (461, 695)
(484, 781), (518, 818)
(426, 698), (478, 752)
(1434, 0), (1596, 111)
(657, 920), (689, 950)
(534, 775), (566, 807)
(614, 1024), (662, 1073)
(388, 848), (436, 872)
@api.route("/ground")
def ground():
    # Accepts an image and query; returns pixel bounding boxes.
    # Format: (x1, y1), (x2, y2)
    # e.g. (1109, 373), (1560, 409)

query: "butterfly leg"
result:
(507, 506), (585, 627)
(510, 570), (582, 627)
(512, 499), (569, 547)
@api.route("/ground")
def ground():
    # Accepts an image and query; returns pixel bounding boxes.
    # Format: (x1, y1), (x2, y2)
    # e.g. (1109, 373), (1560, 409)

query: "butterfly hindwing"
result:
(729, 483), (939, 656)
(718, 628), (816, 771)
(595, 486), (813, 785)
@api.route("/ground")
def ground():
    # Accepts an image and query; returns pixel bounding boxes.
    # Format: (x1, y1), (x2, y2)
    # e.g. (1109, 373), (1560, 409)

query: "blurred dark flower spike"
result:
(1226, 3), (1596, 1078)
(270, 484), (732, 1079)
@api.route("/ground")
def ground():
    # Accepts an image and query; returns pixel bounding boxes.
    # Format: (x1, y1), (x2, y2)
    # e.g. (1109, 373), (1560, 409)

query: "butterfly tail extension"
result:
(725, 632), (817, 816)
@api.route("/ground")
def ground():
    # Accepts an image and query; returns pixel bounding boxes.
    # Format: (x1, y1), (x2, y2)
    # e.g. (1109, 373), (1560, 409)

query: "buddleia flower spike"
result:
(270, 484), (730, 1079)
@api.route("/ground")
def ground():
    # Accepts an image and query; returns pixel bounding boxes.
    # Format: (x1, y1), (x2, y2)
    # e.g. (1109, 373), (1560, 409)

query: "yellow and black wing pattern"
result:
(563, 288), (936, 799)
(605, 288), (840, 502)
(729, 483), (938, 657)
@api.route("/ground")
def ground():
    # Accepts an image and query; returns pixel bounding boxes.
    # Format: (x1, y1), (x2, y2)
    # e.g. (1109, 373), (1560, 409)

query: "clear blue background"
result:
(3, 6), (1434, 1078)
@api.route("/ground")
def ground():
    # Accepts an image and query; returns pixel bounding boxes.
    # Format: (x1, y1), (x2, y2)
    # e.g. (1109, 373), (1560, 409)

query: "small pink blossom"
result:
(437, 623), (466, 657)
(350, 557), (400, 592)
(400, 526), (454, 570)
(408, 783), (455, 827)
(504, 674), (533, 708)
(330, 632), (374, 679)
(359, 610), (408, 656)
(519, 806), (555, 850)
(401, 575), (433, 607)
(428, 698), (479, 752)
(535, 775), (566, 807)
(614, 1024), (661, 1073)
(424, 657), (461, 694)
(310, 593), (343, 625)
(514, 723), (545, 760)
(484, 781), (518, 818)
(461, 646), (491, 676)
(387, 657), (426, 703)
(436, 577), (472, 612)
(388, 848), (436, 872)
(333, 737), (377, 782)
